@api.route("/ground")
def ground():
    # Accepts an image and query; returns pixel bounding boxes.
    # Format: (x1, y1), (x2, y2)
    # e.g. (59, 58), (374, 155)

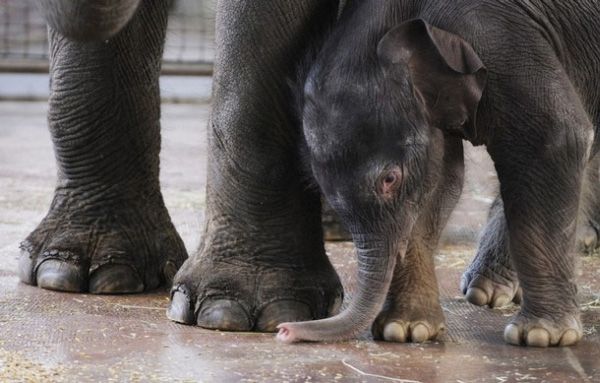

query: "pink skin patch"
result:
(276, 323), (299, 343)
(378, 166), (403, 199)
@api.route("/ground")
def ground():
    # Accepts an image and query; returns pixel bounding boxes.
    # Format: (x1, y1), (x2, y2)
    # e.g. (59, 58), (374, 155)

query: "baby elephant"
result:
(277, 0), (600, 347)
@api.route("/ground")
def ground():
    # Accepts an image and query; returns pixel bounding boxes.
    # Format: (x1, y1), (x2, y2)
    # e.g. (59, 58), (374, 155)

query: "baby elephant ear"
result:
(377, 19), (486, 140)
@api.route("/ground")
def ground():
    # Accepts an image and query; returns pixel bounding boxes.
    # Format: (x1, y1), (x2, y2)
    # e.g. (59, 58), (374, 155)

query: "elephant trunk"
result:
(38, 0), (142, 41)
(277, 234), (405, 342)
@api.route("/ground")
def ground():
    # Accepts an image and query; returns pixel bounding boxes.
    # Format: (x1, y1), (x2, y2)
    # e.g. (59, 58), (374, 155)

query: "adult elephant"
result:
(25, 0), (344, 329)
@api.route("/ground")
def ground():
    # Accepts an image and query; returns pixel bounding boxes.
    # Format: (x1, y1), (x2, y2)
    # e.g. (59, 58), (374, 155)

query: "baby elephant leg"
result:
(490, 71), (593, 347)
(373, 137), (464, 343)
(372, 239), (446, 343)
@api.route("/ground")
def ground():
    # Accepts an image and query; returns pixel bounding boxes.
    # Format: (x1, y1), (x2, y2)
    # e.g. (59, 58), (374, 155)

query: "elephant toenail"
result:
(491, 294), (511, 308)
(256, 300), (312, 332)
(36, 259), (87, 292)
(503, 324), (522, 346)
(526, 328), (550, 347)
(410, 323), (430, 343)
(18, 251), (35, 285)
(89, 265), (144, 294)
(559, 329), (580, 346)
(466, 287), (489, 306)
(196, 299), (252, 331)
(383, 321), (407, 343)
(167, 289), (195, 324)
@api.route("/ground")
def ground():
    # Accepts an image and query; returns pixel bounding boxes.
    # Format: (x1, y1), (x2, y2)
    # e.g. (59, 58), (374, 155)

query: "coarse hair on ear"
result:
(377, 18), (487, 140)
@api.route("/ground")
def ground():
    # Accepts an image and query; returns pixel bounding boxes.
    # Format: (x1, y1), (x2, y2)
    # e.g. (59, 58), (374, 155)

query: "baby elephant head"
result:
(277, 19), (486, 343)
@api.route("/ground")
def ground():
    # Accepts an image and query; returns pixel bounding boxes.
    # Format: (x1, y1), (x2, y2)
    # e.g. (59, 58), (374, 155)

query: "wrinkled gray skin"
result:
(29, 0), (344, 331)
(21, 0), (187, 293)
(36, 0), (142, 42)
(276, 0), (600, 348)
(30, 0), (599, 347)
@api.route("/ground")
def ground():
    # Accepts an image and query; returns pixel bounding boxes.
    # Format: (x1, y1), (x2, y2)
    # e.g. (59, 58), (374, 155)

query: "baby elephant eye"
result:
(377, 166), (403, 199)
(383, 173), (397, 185)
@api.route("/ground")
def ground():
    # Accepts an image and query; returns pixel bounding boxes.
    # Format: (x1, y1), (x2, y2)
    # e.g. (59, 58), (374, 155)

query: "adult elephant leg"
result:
(461, 196), (521, 308)
(167, 1), (343, 331)
(19, 0), (187, 293)
(373, 136), (464, 343)
(37, 0), (141, 41)
(490, 69), (592, 347)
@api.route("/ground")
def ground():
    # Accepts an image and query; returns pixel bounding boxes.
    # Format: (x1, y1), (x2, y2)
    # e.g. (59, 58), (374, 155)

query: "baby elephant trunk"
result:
(277, 236), (404, 342)
(38, 0), (142, 41)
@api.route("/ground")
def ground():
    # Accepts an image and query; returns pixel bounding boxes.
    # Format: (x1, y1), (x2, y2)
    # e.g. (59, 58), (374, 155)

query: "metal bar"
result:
(0, 59), (214, 76)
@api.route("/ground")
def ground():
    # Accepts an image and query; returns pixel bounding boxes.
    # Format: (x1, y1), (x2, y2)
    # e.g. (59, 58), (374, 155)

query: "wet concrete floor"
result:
(1, 101), (599, 382)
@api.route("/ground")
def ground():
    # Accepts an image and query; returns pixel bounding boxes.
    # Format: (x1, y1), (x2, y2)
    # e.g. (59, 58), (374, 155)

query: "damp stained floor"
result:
(1, 101), (599, 382)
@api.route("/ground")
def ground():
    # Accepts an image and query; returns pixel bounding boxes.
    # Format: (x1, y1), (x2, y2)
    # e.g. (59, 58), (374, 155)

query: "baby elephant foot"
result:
(167, 255), (343, 332)
(372, 301), (445, 343)
(504, 312), (582, 347)
(19, 197), (187, 294)
(461, 247), (521, 308)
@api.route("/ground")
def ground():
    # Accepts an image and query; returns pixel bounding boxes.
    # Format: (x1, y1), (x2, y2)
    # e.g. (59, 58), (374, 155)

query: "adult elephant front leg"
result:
(167, 1), (343, 331)
(19, 0), (187, 293)
(37, 0), (141, 41)
(489, 67), (593, 347)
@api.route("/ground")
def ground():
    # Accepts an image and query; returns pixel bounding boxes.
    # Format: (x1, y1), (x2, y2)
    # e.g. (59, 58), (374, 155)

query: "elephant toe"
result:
(462, 272), (519, 308)
(196, 299), (252, 331)
(89, 265), (144, 294)
(526, 328), (551, 348)
(167, 288), (196, 324)
(380, 320), (442, 343)
(465, 286), (489, 306)
(36, 259), (87, 292)
(503, 313), (582, 347)
(410, 322), (434, 343)
(382, 321), (408, 343)
(18, 251), (36, 285)
(256, 300), (312, 332)
(559, 329), (580, 346)
(503, 323), (522, 346)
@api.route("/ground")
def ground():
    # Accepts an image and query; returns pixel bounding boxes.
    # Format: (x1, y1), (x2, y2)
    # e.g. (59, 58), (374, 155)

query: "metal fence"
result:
(0, 0), (215, 75)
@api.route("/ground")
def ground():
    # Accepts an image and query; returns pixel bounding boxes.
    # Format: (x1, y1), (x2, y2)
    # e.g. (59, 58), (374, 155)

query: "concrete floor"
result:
(0, 101), (599, 382)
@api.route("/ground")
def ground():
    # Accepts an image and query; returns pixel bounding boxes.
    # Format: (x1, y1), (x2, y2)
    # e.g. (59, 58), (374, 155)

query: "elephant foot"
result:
(372, 299), (445, 343)
(167, 247), (343, 332)
(461, 249), (521, 308)
(504, 312), (582, 347)
(577, 219), (599, 253)
(19, 195), (187, 294)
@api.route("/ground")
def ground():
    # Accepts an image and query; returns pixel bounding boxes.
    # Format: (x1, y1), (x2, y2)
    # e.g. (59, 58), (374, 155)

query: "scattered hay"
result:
(0, 348), (65, 383)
